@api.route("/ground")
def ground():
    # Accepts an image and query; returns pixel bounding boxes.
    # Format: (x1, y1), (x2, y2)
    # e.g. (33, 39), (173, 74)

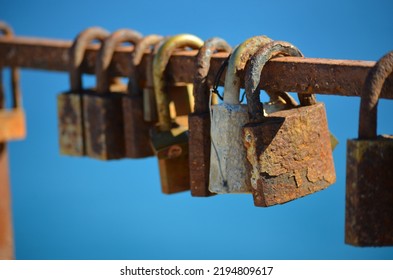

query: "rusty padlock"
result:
(188, 37), (232, 197)
(121, 35), (163, 158)
(242, 41), (336, 207)
(83, 29), (142, 160)
(0, 22), (26, 142)
(345, 50), (393, 247)
(133, 35), (165, 123)
(57, 27), (109, 156)
(151, 34), (203, 194)
(209, 35), (297, 194)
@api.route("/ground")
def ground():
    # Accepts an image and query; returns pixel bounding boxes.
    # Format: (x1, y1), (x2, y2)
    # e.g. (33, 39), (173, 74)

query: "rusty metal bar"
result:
(0, 143), (14, 260)
(0, 36), (392, 99)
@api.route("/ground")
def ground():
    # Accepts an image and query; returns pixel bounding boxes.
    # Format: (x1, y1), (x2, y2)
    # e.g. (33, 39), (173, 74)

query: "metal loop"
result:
(69, 27), (110, 91)
(194, 37), (232, 113)
(153, 34), (204, 131)
(359, 50), (393, 139)
(245, 40), (304, 122)
(96, 29), (142, 93)
(133, 34), (164, 65)
(128, 35), (164, 95)
(223, 35), (272, 105)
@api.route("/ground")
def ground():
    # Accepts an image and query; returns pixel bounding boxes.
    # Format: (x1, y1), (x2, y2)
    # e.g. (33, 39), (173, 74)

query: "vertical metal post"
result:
(0, 67), (15, 260)
(0, 143), (14, 259)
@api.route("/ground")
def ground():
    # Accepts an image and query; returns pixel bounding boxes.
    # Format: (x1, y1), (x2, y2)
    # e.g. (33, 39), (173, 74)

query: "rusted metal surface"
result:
(359, 51), (393, 139)
(189, 37), (232, 197)
(243, 103), (336, 207)
(151, 34), (203, 194)
(246, 41), (303, 122)
(57, 27), (110, 156)
(0, 143), (14, 260)
(346, 50), (393, 247)
(83, 29), (141, 160)
(243, 41), (336, 207)
(1, 36), (393, 99)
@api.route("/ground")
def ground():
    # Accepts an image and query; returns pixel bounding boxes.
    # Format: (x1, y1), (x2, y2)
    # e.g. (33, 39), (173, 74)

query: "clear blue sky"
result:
(2, 0), (393, 259)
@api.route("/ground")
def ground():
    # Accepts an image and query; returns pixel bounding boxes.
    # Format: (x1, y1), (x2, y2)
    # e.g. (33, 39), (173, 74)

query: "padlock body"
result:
(243, 102), (336, 207)
(209, 103), (250, 193)
(150, 125), (188, 160)
(345, 136), (393, 246)
(189, 112), (214, 197)
(158, 151), (190, 194)
(0, 108), (25, 142)
(83, 92), (125, 160)
(57, 91), (88, 156)
(122, 94), (154, 158)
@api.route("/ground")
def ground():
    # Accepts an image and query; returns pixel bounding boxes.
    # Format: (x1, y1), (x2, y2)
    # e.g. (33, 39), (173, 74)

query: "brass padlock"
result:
(83, 29), (142, 160)
(345, 50), (393, 247)
(242, 40), (336, 207)
(209, 35), (297, 194)
(133, 35), (165, 123)
(57, 27), (109, 156)
(122, 35), (163, 158)
(151, 34), (203, 194)
(188, 37), (232, 197)
(0, 22), (26, 142)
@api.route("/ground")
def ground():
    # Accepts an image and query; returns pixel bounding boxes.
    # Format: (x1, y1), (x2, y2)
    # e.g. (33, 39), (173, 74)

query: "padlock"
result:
(133, 35), (164, 123)
(242, 40), (336, 207)
(209, 35), (297, 194)
(83, 29), (142, 160)
(188, 37), (232, 197)
(0, 22), (25, 142)
(345, 50), (393, 247)
(121, 35), (163, 158)
(151, 34), (203, 194)
(57, 27), (109, 156)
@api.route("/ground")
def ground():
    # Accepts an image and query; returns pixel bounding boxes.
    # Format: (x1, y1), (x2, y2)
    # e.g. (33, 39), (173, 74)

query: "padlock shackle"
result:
(359, 50), (393, 139)
(245, 41), (304, 122)
(194, 37), (232, 113)
(130, 35), (164, 94)
(0, 21), (21, 110)
(69, 27), (110, 91)
(96, 29), (142, 94)
(223, 36), (272, 105)
(153, 34), (204, 132)
(133, 34), (164, 65)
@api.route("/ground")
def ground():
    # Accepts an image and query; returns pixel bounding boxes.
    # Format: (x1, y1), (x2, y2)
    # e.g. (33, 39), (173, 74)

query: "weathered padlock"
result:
(83, 29), (142, 160)
(151, 34), (203, 194)
(345, 50), (393, 247)
(57, 27), (109, 156)
(133, 35), (164, 123)
(188, 37), (232, 197)
(121, 35), (163, 158)
(209, 35), (297, 194)
(0, 22), (25, 142)
(242, 41), (336, 207)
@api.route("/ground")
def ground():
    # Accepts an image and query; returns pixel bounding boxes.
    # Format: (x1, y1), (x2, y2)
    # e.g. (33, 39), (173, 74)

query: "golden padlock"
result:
(151, 34), (203, 194)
